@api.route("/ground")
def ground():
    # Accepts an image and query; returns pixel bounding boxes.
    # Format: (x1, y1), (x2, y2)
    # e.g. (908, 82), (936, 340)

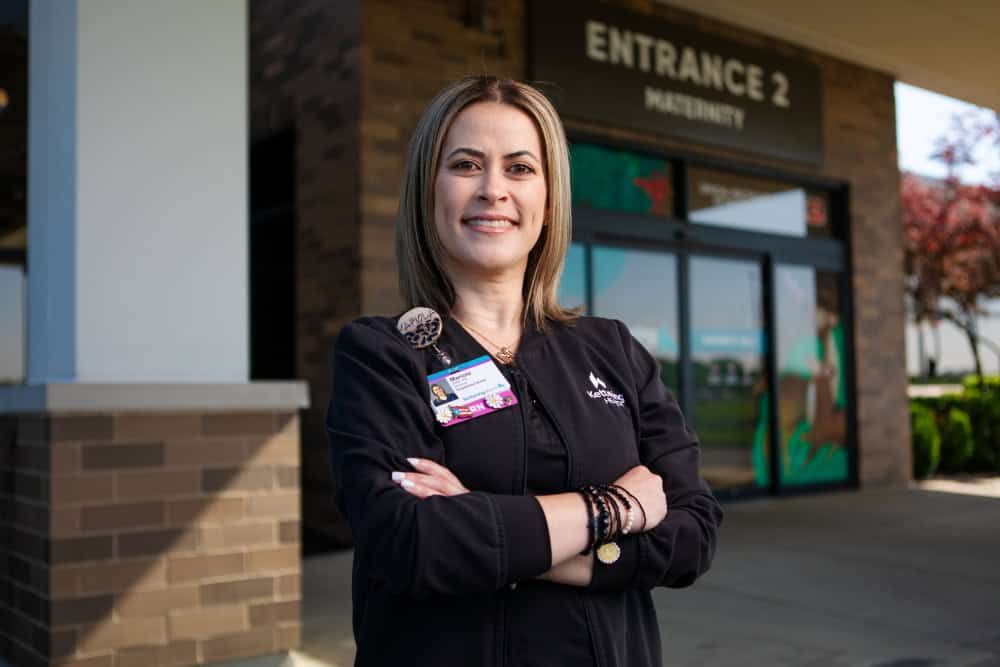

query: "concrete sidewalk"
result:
(295, 481), (1000, 667)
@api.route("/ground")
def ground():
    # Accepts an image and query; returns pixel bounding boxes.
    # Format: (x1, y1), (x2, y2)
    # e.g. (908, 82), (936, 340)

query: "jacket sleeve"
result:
(326, 320), (552, 599)
(589, 321), (723, 592)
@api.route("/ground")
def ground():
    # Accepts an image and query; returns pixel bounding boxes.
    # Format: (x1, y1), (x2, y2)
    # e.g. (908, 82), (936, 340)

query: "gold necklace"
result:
(452, 316), (519, 365)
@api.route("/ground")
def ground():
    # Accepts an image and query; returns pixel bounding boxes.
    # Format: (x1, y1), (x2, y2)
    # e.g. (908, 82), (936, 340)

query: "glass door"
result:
(591, 246), (680, 391)
(563, 139), (855, 497)
(688, 255), (769, 492)
(772, 265), (850, 487)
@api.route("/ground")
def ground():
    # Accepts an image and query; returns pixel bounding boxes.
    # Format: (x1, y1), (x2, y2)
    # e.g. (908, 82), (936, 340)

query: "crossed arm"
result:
(393, 457), (666, 586)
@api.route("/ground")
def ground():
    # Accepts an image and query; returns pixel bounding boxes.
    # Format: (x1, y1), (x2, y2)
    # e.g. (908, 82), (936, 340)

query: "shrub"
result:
(937, 407), (974, 473)
(961, 374), (1000, 393)
(961, 396), (1000, 473)
(910, 402), (941, 479)
(912, 389), (1000, 474)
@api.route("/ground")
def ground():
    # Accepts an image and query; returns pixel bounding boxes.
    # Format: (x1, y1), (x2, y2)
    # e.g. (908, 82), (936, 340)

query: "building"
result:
(2, 1), (997, 666)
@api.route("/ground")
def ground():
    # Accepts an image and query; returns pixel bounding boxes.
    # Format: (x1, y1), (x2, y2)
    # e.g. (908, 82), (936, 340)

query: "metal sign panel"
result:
(528, 1), (824, 165)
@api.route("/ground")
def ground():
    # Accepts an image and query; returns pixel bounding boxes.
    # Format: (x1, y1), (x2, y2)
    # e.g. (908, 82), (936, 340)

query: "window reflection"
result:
(688, 167), (831, 238)
(0, 264), (25, 384)
(689, 256), (767, 490)
(774, 266), (848, 485)
(558, 243), (587, 312)
(592, 246), (678, 391)
(0, 7), (27, 385)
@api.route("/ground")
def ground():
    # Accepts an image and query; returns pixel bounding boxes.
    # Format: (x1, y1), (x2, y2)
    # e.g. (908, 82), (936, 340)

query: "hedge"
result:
(961, 374), (1000, 393)
(910, 402), (941, 479)
(938, 408), (974, 473)
(913, 389), (1000, 474)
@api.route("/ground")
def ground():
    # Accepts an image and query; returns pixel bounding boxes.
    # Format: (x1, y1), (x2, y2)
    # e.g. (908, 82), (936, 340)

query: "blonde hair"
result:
(395, 75), (577, 331)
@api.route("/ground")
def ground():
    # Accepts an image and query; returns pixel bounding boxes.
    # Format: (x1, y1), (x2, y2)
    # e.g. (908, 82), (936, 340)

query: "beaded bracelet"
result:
(605, 485), (634, 535)
(578, 483), (631, 564)
(578, 488), (596, 557)
(612, 484), (646, 532)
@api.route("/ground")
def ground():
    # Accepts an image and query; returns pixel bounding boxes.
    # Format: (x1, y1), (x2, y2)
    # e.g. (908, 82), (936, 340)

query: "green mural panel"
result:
(570, 143), (673, 217)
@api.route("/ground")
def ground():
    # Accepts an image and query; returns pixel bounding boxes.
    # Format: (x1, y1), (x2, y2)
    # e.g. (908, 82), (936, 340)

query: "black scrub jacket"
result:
(325, 314), (723, 667)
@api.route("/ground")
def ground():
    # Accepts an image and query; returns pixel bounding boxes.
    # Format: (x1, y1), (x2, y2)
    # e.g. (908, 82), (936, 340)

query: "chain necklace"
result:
(452, 316), (519, 365)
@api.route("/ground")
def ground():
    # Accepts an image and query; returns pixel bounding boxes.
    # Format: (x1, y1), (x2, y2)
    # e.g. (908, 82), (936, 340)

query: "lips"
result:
(461, 215), (518, 232)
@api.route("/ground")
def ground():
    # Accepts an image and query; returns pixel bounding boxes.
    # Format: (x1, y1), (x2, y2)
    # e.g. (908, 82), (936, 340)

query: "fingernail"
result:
(391, 472), (405, 481)
(407, 458), (420, 466)
(401, 479), (416, 489)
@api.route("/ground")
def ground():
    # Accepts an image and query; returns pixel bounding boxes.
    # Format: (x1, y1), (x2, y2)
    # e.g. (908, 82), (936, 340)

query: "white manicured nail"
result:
(407, 458), (420, 466)
(401, 479), (416, 489)
(391, 472), (405, 481)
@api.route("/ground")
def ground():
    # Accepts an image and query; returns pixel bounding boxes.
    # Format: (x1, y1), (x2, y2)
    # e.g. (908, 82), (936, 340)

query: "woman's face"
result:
(433, 101), (547, 280)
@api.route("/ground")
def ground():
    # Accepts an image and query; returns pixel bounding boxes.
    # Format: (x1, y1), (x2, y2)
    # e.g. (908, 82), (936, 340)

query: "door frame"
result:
(567, 135), (857, 499)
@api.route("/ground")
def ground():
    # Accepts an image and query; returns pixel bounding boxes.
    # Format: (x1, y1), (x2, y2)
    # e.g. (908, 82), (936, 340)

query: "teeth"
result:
(465, 218), (514, 228)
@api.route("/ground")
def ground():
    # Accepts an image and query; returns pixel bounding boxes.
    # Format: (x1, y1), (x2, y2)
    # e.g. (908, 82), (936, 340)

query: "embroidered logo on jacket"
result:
(586, 372), (625, 407)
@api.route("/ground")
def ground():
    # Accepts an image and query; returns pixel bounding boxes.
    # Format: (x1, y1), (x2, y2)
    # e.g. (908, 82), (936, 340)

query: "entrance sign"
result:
(528, 1), (824, 164)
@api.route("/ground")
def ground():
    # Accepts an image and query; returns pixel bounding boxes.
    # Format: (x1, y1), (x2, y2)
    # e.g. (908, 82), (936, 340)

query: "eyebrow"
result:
(445, 147), (541, 162)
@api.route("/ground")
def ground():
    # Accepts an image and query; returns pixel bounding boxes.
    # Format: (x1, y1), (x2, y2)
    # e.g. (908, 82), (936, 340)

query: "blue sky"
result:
(895, 82), (999, 185)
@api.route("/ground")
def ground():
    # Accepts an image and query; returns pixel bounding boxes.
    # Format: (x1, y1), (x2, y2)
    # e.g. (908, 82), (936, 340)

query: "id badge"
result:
(427, 355), (518, 427)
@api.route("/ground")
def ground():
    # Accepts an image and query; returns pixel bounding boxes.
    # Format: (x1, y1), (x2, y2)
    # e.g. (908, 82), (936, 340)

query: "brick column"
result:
(1, 385), (307, 667)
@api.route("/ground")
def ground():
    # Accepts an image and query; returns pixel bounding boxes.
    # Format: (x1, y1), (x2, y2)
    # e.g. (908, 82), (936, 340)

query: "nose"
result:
(477, 166), (508, 203)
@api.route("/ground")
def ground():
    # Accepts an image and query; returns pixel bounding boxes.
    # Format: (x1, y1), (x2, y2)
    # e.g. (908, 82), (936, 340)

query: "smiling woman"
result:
(432, 101), (548, 286)
(325, 75), (721, 667)
(395, 77), (574, 336)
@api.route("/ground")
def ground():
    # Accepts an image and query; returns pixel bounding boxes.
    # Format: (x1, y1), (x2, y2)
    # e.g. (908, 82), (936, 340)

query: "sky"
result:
(897, 82), (1000, 376)
(895, 82), (999, 185)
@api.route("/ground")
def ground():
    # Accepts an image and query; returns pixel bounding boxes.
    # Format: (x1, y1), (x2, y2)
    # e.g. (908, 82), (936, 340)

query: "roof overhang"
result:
(658, 0), (1000, 112)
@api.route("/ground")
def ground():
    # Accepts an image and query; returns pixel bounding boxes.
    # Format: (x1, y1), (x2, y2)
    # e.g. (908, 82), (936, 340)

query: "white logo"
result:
(586, 371), (625, 407)
(589, 372), (607, 390)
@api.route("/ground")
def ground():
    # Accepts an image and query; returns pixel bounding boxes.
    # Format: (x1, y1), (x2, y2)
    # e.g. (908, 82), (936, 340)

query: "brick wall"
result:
(250, 0), (361, 545)
(1, 414), (50, 667)
(1, 410), (301, 667)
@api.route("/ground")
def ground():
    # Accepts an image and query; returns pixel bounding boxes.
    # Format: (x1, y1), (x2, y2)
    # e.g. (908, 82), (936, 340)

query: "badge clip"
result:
(397, 307), (452, 366)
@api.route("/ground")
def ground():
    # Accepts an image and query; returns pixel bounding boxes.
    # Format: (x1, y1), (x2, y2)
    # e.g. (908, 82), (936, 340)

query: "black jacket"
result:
(325, 315), (723, 666)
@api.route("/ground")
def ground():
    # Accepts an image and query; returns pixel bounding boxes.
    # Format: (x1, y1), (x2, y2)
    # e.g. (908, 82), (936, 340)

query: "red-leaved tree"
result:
(902, 110), (1000, 384)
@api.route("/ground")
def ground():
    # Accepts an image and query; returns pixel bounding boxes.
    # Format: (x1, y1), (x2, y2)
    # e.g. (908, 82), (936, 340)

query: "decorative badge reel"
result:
(396, 306), (452, 366)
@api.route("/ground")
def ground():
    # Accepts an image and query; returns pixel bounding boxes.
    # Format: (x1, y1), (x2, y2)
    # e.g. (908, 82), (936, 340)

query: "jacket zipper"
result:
(501, 361), (531, 667)
(517, 363), (605, 667)
(515, 363), (576, 488)
(506, 362), (530, 495)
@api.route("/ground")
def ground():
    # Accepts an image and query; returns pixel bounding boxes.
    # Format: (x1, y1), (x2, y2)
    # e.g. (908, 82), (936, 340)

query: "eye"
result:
(508, 163), (536, 175)
(451, 160), (480, 171)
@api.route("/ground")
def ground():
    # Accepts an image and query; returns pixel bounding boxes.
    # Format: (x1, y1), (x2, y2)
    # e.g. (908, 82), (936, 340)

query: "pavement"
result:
(290, 478), (1000, 667)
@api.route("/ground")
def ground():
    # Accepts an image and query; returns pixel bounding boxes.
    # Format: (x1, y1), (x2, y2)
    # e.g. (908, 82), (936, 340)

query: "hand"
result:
(612, 465), (668, 532)
(392, 458), (469, 498)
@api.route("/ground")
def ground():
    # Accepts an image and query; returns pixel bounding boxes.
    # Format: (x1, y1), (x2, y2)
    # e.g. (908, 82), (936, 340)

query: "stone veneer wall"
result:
(250, 0), (361, 547)
(0, 410), (301, 667)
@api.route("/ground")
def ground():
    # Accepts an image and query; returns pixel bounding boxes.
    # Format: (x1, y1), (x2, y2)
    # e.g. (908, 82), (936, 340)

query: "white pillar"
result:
(28, 0), (248, 383)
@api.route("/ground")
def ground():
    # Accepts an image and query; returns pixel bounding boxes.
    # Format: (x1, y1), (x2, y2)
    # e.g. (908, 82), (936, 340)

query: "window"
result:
(570, 142), (673, 218)
(688, 167), (832, 238)
(0, 4), (28, 385)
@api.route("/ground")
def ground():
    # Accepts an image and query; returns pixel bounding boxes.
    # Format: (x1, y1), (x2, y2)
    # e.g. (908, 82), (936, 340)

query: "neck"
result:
(448, 264), (526, 338)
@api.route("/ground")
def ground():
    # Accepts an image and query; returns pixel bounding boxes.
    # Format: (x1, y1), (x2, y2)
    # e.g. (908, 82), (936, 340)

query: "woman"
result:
(326, 75), (723, 666)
